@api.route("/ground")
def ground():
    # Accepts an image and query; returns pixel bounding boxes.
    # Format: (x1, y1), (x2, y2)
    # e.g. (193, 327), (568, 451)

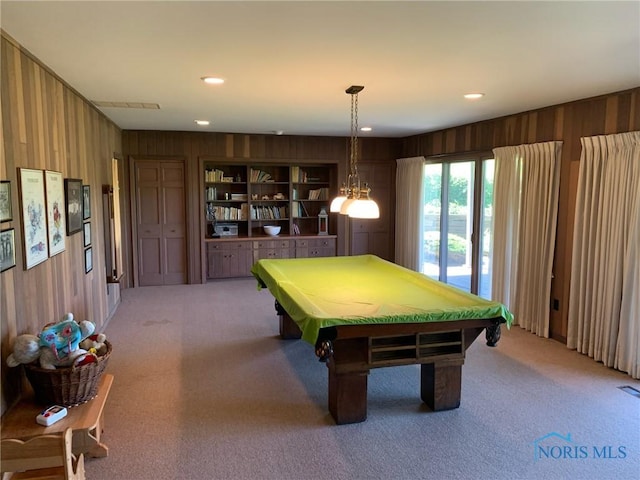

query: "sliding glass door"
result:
(422, 156), (494, 299)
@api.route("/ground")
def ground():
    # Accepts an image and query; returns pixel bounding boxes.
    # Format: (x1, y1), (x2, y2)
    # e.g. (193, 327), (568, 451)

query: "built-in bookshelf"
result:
(201, 160), (338, 279)
(202, 161), (336, 239)
(290, 165), (332, 236)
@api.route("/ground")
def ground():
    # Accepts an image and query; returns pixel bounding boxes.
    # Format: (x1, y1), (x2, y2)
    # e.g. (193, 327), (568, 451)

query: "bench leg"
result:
(72, 414), (108, 458)
(420, 360), (463, 411)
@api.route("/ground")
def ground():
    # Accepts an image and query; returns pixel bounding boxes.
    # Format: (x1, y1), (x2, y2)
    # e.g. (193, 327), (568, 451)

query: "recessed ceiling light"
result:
(464, 93), (485, 100)
(360, 127), (372, 132)
(201, 76), (224, 85)
(194, 120), (210, 126)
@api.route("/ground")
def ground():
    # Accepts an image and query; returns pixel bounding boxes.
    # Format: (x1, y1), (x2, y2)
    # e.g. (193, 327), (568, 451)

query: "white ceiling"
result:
(1, 1), (639, 138)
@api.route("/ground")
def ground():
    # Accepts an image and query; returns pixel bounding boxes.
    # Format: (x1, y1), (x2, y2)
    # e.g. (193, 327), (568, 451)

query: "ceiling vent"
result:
(92, 101), (160, 109)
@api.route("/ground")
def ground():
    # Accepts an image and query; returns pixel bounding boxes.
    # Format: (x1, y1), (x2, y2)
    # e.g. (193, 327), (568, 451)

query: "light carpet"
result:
(84, 279), (640, 480)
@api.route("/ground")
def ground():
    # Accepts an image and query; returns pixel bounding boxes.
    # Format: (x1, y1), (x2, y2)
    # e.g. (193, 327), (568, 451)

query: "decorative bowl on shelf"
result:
(263, 225), (281, 236)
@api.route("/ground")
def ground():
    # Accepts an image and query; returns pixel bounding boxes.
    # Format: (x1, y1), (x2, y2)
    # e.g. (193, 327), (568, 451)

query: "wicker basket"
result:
(24, 341), (112, 407)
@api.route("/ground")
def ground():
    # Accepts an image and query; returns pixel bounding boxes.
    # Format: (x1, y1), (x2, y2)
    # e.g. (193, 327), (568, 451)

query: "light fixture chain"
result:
(332, 85), (378, 218)
(350, 92), (359, 178)
(354, 93), (358, 176)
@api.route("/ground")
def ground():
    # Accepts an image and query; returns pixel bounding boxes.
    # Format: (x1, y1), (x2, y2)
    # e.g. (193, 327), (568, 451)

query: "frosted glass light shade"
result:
(330, 195), (347, 213)
(347, 199), (380, 219)
(339, 197), (357, 215)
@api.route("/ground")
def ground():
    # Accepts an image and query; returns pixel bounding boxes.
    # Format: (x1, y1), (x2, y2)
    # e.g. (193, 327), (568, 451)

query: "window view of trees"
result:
(424, 165), (477, 268)
(422, 159), (494, 298)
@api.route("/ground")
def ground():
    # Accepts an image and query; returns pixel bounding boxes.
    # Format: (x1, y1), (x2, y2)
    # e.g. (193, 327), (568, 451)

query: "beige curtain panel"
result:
(394, 156), (425, 271)
(568, 131), (640, 379)
(492, 141), (563, 337)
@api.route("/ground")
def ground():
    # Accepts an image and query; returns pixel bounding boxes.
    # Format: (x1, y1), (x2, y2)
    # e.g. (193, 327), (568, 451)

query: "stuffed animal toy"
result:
(6, 334), (41, 367)
(79, 333), (108, 356)
(5, 314), (96, 370)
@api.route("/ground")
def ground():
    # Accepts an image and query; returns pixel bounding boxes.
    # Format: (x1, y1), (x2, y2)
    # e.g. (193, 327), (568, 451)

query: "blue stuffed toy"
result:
(39, 316), (87, 359)
(6, 313), (96, 370)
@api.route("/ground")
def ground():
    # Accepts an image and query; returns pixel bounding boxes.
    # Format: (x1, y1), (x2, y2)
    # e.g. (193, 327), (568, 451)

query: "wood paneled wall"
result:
(0, 33), (122, 413)
(122, 131), (402, 280)
(401, 87), (640, 341)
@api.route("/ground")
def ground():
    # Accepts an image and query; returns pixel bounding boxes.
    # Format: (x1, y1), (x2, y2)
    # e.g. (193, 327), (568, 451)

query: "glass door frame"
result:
(424, 151), (493, 296)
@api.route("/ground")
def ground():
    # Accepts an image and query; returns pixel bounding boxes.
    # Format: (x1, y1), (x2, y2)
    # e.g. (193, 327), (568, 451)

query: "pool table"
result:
(251, 254), (513, 424)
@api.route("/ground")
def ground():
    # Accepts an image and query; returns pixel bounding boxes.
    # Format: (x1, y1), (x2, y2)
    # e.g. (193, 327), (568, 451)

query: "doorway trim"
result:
(424, 151), (493, 296)
(129, 155), (189, 287)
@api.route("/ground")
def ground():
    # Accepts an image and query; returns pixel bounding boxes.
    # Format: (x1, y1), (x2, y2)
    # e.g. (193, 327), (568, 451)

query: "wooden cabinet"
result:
(253, 239), (293, 261)
(295, 238), (336, 258)
(206, 241), (253, 279)
(205, 236), (337, 279)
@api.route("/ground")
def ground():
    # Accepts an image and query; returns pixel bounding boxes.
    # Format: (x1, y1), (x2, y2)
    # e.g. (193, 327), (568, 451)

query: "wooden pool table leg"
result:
(327, 362), (369, 424)
(275, 303), (302, 339)
(420, 359), (464, 411)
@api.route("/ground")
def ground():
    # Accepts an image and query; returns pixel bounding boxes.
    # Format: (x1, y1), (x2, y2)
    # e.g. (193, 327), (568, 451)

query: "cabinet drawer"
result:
(308, 238), (335, 248)
(208, 241), (251, 251)
(295, 238), (335, 248)
(254, 239), (291, 249)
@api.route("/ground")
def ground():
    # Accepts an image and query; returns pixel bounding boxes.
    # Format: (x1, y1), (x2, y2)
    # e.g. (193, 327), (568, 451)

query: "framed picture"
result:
(0, 181), (12, 222)
(0, 228), (16, 272)
(19, 168), (49, 269)
(82, 185), (91, 220)
(64, 178), (83, 235)
(84, 246), (93, 274)
(83, 221), (91, 247)
(44, 170), (66, 256)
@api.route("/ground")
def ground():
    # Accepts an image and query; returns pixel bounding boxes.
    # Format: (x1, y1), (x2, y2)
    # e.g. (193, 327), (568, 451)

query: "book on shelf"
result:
(292, 166), (324, 183)
(296, 168), (316, 183)
(250, 168), (273, 183)
(307, 187), (329, 200)
(251, 205), (288, 220)
(205, 168), (226, 183)
(291, 166), (300, 183)
(211, 204), (248, 221)
(291, 201), (310, 218)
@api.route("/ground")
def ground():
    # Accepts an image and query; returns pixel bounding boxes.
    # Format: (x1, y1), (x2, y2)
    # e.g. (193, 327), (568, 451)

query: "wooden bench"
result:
(1, 374), (114, 458)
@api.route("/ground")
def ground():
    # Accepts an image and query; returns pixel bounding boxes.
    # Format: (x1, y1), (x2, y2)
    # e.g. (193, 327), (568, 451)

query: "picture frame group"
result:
(4, 168), (93, 272)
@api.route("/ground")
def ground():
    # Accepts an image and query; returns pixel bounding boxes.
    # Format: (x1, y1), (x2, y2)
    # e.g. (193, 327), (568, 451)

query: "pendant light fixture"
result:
(329, 86), (380, 219)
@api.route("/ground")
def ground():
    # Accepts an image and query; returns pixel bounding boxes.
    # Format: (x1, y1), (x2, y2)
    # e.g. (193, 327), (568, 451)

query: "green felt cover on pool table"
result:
(251, 254), (514, 344)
